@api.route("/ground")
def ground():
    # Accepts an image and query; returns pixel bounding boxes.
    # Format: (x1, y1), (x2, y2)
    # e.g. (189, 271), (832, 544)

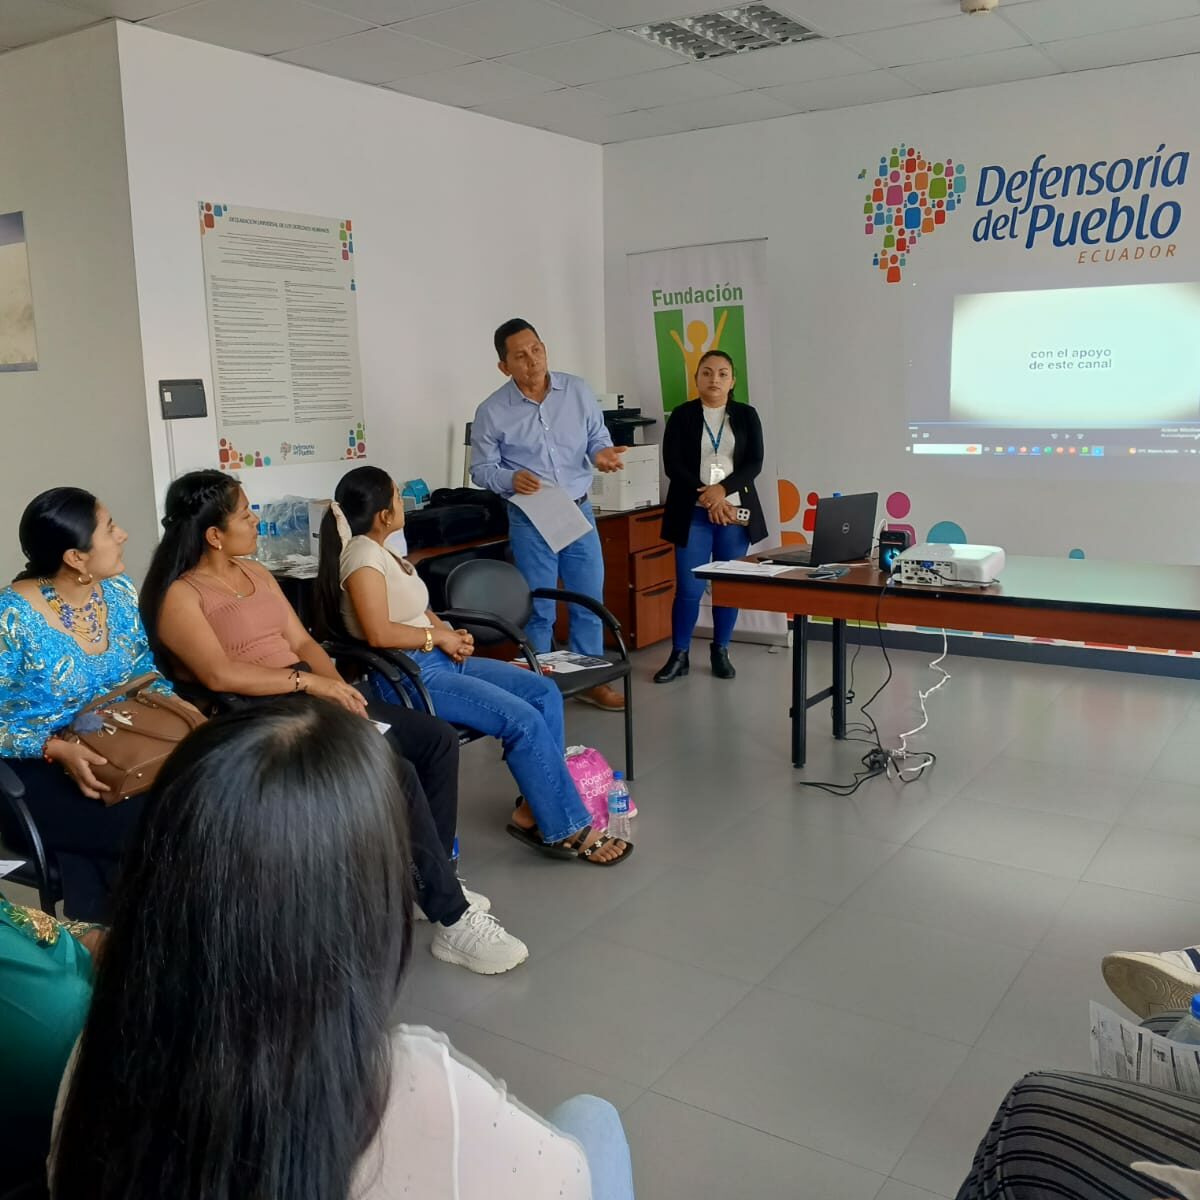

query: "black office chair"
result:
(322, 638), (431, 714)
(323, 633), (504, 754)
(441, 559), (634, 779)
(167, 640), (422, 717)
(0, 761), (62, 915)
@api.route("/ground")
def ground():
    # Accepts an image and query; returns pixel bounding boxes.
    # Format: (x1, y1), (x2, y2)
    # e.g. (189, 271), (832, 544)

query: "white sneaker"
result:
(1102, 948), (1200, 1017)
(415, 882), (491, 922)
(432, 908), (529, 975)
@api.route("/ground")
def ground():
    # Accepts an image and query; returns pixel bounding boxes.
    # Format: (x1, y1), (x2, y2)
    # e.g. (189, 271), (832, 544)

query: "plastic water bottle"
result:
(247, 505), (265, 561)
(1168, 994), (1200, 1044)
(606, 772), (632, 842)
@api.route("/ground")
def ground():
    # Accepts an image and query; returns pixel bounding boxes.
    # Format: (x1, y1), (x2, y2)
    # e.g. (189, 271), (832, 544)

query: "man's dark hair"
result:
(494, 317), (539, 362)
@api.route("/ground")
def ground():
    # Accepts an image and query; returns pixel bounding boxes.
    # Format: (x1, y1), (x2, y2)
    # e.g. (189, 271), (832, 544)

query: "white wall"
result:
(115, 21), (605, 513)
(0, 24), (156, 580)
(604, 55), (1200, 564)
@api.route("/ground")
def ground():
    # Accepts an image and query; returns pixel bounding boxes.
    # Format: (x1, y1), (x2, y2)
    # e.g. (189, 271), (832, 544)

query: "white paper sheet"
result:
(698, 560), (797, 577)
(0, 859), (24, 879)
(509, 484), (592, 553)
(1090, 1002), (1200, 1096)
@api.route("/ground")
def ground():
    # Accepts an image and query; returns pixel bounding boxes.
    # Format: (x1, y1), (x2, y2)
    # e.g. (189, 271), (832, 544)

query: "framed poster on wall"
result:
(199, 202), (365, 469)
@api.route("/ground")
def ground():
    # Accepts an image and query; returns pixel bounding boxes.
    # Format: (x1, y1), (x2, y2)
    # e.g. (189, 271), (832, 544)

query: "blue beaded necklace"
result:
(38, 577), (107, 645)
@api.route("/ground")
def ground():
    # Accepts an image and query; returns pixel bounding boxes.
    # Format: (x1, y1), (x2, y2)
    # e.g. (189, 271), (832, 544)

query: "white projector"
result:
(895, 543), (1006, 587)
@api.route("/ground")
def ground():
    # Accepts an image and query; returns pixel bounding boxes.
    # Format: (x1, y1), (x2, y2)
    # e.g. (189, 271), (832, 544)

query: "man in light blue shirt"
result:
(471, 318), (626, 711)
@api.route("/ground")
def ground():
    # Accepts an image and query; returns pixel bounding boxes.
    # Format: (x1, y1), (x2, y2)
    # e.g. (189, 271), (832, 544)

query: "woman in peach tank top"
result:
(139, 471), (528, 978)
(176, 559), (296, 671)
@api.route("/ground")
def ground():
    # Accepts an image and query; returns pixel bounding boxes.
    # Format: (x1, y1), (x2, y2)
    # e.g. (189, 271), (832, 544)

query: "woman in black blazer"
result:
(655, 350), (767, 683)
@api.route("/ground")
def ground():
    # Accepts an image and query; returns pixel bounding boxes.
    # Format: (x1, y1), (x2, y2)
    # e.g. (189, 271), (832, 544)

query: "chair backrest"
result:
(444, 559), (533, 644)
(0, 779), (61, 915)
(420, 542), (509, 610)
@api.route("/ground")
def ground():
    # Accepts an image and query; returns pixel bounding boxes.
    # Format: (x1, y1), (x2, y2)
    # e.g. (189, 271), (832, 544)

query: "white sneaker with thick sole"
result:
(1102, 948), (1200, 1017)
(415, 883), (491, 922)
(432, 908), (529, 975)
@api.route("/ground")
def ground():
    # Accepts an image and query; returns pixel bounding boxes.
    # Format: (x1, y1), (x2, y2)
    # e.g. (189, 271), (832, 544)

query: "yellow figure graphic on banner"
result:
(669, 309), (728, 384)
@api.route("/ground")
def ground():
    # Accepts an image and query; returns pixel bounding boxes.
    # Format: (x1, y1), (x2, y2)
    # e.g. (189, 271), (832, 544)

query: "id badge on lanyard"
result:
(703, 413), (727, 488)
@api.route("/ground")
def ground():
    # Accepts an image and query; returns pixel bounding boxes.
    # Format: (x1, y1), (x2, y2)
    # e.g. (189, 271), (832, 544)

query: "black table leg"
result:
(831, 618), (847, 740)
(791, 615), (808, 767)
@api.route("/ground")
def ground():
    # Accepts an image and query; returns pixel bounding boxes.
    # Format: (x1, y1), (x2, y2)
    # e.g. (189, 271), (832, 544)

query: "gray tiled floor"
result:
(399, 639), (1193, 1198)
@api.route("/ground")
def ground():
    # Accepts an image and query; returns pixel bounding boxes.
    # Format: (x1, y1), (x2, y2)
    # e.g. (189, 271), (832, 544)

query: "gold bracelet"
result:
(423, 627), (434, 653)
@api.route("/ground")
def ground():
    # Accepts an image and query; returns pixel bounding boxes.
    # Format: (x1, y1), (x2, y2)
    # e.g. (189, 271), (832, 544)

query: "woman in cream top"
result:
(316, 466), (631, 867)
(49, 700), (633, 1199)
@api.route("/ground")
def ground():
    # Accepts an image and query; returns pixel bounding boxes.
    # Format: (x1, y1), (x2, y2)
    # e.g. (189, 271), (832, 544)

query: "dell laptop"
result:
(765, 492), (879, 567)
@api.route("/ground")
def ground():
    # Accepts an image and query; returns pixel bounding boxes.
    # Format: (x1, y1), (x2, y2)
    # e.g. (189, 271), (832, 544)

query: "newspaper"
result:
(1090, 1001), (1200, 1095)
(534, 650), (610, 675)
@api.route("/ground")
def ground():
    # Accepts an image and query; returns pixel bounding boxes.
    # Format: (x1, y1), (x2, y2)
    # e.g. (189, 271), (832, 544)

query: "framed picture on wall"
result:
(0, 211), (38, 373)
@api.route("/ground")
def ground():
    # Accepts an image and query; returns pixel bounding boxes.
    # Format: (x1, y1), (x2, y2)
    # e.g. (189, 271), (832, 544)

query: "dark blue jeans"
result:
(506, 498), (605, 656)
(371, 650), (589, 844)
(672, 505), (751, 651)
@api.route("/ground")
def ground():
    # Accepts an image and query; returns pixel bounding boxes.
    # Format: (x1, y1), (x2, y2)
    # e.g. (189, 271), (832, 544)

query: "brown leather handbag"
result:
(65, 673), (206, 804)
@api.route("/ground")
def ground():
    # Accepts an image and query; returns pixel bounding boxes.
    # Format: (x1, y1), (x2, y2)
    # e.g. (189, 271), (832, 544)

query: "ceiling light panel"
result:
(629, 3), (819, 62)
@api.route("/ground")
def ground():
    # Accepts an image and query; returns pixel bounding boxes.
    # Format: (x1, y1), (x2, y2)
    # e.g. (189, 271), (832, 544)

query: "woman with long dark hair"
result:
(315, 466), (632, 866)
(51, 698), (635, 1200)
(0, 487), (189, 919)
(654, 350), (767, 684)
(140, 471), (527, 976)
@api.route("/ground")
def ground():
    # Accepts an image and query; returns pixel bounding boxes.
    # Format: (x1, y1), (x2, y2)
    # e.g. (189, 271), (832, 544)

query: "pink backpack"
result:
(565, 746), (637, 832)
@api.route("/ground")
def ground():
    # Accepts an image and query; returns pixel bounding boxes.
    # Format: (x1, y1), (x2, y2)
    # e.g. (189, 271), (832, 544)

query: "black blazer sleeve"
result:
(721, 404), (764, 497)
(662, 405), (702, 487)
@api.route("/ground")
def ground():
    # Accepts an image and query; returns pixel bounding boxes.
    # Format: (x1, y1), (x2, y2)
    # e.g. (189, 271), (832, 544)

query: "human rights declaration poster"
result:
(199, 202), (366, 469)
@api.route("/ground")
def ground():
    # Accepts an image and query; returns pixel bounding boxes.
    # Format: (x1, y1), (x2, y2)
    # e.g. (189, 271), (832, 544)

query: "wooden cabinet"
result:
(397, 506), (674, 653)
(597, 506), (673, 649)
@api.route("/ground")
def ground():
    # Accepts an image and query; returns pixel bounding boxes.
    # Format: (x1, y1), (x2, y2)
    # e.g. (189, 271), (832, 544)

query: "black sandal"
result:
(506, 799), (589, 860)
(577, 832), (634, 867)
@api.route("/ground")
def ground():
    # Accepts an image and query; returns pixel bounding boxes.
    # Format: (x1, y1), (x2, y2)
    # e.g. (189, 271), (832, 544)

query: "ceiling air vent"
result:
(628, 4), (821, 61)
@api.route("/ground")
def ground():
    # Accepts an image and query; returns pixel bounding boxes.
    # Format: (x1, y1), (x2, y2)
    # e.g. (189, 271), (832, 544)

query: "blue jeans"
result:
(547, 1094), (635, 1200)
(506, 498), (605, 656)
(672, 506), (751, 651)
(371, 650), (590, 844)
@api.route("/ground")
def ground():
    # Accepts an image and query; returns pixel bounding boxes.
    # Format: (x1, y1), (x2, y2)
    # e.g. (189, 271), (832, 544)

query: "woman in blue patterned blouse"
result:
(0, 488), (179, 920)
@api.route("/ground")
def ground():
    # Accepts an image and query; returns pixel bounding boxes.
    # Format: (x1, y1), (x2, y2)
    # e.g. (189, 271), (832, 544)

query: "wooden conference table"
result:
(696, 554), (1200, 767)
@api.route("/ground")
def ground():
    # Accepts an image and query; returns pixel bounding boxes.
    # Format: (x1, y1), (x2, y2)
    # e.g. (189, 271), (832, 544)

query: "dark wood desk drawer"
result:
(633, 581), (674, 646)
(628, 508), (666, 553)
(631, 544), (674, 590)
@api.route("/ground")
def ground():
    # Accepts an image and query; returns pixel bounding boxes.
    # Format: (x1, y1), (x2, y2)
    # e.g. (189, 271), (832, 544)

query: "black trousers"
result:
(1, 702), (466, 927)
(0, 758), (148, 922)
(367, 702), (469, 926)
(957, 1054), (1200, 1199)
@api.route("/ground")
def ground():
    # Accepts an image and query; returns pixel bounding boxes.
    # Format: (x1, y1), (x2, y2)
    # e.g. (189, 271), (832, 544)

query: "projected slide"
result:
(907, 281), (1200, 462)
(952, 284), (1200, 425)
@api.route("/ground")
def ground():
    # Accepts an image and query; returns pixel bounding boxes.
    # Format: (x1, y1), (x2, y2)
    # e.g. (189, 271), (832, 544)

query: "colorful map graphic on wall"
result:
(863, 145), (968, 283)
